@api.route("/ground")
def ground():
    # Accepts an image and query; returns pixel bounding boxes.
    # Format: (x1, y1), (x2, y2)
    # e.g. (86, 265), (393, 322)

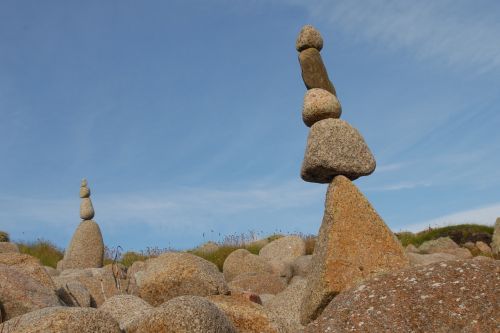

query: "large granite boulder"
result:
(139, 252), (229, 306)
(301, 119), (376, 183)
(208, 295), (284, 333)
(127, 296), (237, 333)
(0, 242), (20, 253)
(407, 252), (459, 266)
(54, 267), (125, 307)
(300, 176), (409, 324)
(54, 280), (92, 307)
(99, 295), (153, 331)
(265, 277), (308, 333)
(228, 272), (287, 295)
(304, 260), (499, 333)
(0, 264), (62, 320)
(223, 249), (274, 282)
(418, 237), (472, 259)
(259, 236), (306, 263)
(0, 252), (55, 289)
(0, 306), (120, 332)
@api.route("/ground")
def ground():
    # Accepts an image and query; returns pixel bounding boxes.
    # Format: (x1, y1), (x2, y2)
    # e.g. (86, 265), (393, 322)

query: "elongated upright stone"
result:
(62, 220), (104, 269)
(299, 48), (336, 95)
(301, 118), (376, 183)
(300, 176), (409, 324)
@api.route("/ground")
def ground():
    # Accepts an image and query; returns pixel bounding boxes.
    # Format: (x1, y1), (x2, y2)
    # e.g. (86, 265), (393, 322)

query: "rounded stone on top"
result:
(79, 187), (90, 198)
(302, 88), (341, 127)
(81, 178), (88, 187)
(296, 25), (323, 52)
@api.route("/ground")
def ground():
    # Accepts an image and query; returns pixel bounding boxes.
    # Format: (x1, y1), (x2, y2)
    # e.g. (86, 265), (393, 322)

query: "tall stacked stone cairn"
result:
(295, 25), (410, 324)
(58, 179), (104, 270)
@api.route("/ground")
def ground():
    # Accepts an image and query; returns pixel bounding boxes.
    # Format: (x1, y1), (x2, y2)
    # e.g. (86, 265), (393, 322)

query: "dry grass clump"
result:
(17, 239), (64, 268)
(0, 231), (9, 242)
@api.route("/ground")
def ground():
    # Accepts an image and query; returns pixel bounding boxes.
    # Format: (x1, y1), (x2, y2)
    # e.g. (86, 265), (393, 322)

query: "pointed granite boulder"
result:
(301, 118), (376, 183)
(300, 176), (409, 324)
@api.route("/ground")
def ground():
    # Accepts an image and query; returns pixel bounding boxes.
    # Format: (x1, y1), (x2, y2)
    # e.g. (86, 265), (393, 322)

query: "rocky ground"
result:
(0, 231), (499, 333)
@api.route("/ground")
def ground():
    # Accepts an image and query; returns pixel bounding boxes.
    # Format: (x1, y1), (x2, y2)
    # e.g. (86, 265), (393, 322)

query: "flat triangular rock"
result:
(300, 175), (409, 324)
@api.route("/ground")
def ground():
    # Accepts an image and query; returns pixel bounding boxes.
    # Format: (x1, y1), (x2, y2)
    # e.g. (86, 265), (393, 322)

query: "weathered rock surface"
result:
(99, 295), (153, 331)
(265, 277), (308, 333)
(229, 272), (288, 295)
(54, 280), (92, 307)
(296, 25), (323, 52)
(223, 248), (274, 282)
(407, 252), (459, 266)
(0, 306), (121, 332)
(304, 260), (500, 333)
(128, 296), (237, 333)
(0, 242), (20, 253)
(475, 241), (492, 255)
(300, 176), (409, 324)
(268, 258), (293, 283)
(61, 219), (104, 269)
(298, 48), (336, 95)
(208, 295), (284, 333)
(302, 88), (341, 127)
(126, 260), (146, 295)
(492, 217), (500, 256)
(405, 244), (419, 253)
(418, 236), (459, 253)
(259, 235), (306, 263)
(44, 265), (60, 276)
(301, 119), (376, 183)
(291, 255), (312, 278)
(54, 267), (125, 307)
(139, 252), (229, 306)
(0, 264), (62, 320)
(0, 252), (55, 289)
(80, 198), (95, 220)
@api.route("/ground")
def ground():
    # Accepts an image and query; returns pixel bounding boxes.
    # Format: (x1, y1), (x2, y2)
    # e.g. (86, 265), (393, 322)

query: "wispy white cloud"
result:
(403, 202), (500, 232)
(365, 180), (432, 192)
(0, 180), (325, 244)
(286, 0), (500, 73)
(375, 162), (407, 173)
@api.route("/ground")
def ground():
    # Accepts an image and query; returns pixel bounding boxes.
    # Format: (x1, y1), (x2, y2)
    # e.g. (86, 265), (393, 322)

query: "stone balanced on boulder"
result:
(58, 179), (104, 270)
(295, 25), (409, 324)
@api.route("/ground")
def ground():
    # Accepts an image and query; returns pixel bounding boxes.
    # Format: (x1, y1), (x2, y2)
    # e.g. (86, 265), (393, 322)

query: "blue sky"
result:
(1, 0), (499, 251)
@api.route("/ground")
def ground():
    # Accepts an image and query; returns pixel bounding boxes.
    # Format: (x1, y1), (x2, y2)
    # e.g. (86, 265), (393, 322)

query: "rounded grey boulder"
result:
(127, 296), (237, 333)
(139, 252), (229, 306)
(0, 306), (121, 332)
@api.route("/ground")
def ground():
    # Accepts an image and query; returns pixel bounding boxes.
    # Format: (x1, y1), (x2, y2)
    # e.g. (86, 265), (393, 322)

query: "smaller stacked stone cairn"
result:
(58, 179), (104, 270)
(295, 25), (409, 324)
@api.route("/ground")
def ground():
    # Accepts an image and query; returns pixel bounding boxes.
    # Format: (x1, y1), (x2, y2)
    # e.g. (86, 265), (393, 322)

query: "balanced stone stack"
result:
(295, 25), (409, 324)
(58, 179), (104, 270)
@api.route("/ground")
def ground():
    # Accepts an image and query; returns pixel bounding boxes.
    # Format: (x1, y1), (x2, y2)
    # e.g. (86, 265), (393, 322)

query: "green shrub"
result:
(396, 224), (494, 247)
(121, 251), (148, 267)
(17, 239), (64, 268)
(189, 246), (240, 271)
(0, 231), (9, 242)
